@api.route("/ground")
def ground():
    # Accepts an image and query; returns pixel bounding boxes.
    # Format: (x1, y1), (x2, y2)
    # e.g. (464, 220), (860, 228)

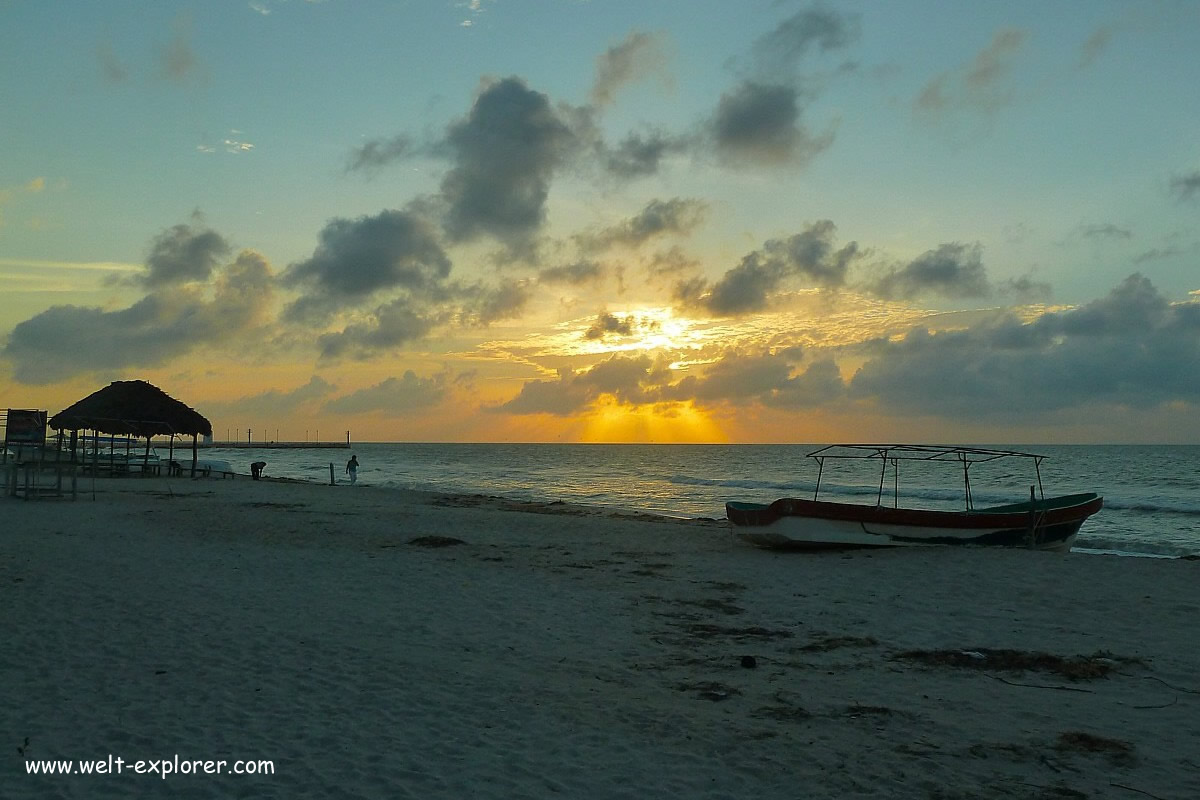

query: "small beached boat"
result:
(727, 445), (1102, 552)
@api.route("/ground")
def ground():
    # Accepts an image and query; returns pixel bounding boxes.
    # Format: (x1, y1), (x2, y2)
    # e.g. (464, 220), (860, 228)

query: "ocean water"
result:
(198, 443), (1200, 558)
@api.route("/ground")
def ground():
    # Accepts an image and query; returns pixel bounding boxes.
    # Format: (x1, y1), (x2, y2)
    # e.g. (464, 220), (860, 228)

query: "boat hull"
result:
(727, 493), (1103, 552)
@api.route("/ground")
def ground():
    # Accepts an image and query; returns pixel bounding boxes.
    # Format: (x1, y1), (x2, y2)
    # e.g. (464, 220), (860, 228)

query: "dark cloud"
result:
(850, 274), (1200, 417)
(668, 350), (796, 402)
(142, 222), (231, 287)
(439, 77), (578, 247)
(211, 376), (337, 417)
(700, 4), (857, 171)
(680, 220), (860, 315)
(750, 3), (861, 78)
(458, 279), (533, 326)
(539, 260), (605, 286)
(762, 358), (847, 408)
(282, 209), (451, 321)
(868, 242), (989, 301)
(492, 347), (843, 416)
(578, 198), (707, 251)
(159, 14), (199, 84)
(698, 255), (782, 315)
(711, 82), (834, 167)
(1171, 170), (1200, 201)
(660, 348), (843, 409)
(1133, 246), (1183, 265)
(324, 371), (447, 414)
(1080, 223), (1132, 240)
(316, 298), (440, 361)
(3, 250), (273, 384)
(646, 246), (699, 277)
(1001, 274), (1052, 303)
(590, 31), (670, 107)
(672, 275), (712, 309)
(583, 312), (639, 340)
(345, 134), (414, 174)
(915, 28), (1026, 115)
(600, 130), (691, 178)
(1078, 25), (1114, 69)
(491, 354), (664, 415)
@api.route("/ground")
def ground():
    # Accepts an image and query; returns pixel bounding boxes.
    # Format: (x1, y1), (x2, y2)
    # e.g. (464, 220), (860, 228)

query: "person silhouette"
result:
(346, 454), (359, 485)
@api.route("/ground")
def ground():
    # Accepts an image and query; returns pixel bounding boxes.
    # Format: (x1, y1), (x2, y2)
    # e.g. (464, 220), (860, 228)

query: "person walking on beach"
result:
(346, 454), (359, 485)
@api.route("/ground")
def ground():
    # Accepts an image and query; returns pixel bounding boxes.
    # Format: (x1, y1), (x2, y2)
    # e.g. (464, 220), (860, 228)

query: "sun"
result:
(579, 398), (727, 443)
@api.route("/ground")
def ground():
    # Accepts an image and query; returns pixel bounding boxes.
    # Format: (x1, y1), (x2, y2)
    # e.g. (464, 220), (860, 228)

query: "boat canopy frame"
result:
(807, 444), (1046, 511)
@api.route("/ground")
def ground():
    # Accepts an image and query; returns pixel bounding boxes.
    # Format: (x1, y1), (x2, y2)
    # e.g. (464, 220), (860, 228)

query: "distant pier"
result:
(152, 440), (350, 450)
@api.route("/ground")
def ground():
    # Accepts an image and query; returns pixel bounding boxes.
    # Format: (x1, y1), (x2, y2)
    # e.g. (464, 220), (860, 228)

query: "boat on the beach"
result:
(726, 445), (1102, 552)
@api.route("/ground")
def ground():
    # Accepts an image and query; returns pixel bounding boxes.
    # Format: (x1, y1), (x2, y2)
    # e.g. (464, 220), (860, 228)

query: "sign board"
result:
(4, 409), (47, 446)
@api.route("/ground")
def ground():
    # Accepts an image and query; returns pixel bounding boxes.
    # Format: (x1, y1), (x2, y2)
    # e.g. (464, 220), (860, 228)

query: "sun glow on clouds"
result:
(476, 292), (940, 374)
(579, 398), (727, 443)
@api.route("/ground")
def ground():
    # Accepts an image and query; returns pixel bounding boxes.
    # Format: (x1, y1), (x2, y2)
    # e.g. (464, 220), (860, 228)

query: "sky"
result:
(2, 0), (1199, 444)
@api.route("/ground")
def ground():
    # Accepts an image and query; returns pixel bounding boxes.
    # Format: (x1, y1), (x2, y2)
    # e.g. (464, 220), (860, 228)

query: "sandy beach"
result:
(3, 475), (1198, 799)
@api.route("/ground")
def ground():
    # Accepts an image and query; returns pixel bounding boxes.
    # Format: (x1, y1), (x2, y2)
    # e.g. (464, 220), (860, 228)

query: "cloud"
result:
(1132, 246), (1182, 265)
(324, 371), (447, 414)
(1171, 170), (1200, 202)
(710, 82), (834, 167)
(849, 274), (1200, 417)
(578, 197), (707, 251)
(1001, 273), (1052, 303)
(489, 275), (1200, 421)
(345, 134), (414, 174)
(223, 133), (254, 154)
(3, 250), (274, 384)
(580, 311), (638, 340)
(211, 375), (337, 417)
(456, 0), (490, 27)
(915, 28), (1027, 115)
(250, 0), (328, 15)
(1078, 25), (1114, 69)
(590, 31), (670, 107)
(668, 349), (797, 402)
(439, 77), (578, 248)
(282, 209), (451, 321)
(492, 347), (844, 416)
(696, 4), (858, 172)
(491, 354), (668, 415)
(317, 298), (441, 361)
(160, 14), (200, 84)
(749, 3), (861, 78)
(679, 220), (860, 315)
(141, 222), (232, 287)
(458, 278), (533, 326)
(666, 348), (844, 408)
(539, 260), (604, 286)
(96, 41), (128, 83)
(646, 246), (699, 277)
(599, 129), (691, 178)
(867, 242), (989, 301)
(1079, 223), (1132, 240)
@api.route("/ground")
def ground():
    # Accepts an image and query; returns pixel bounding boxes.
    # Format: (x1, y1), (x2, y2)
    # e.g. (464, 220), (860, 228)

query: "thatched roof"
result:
(49, 380), (212, 437)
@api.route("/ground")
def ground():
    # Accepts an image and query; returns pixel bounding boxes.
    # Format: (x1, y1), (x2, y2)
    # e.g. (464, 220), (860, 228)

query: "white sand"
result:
(3, 476), (1199, 799)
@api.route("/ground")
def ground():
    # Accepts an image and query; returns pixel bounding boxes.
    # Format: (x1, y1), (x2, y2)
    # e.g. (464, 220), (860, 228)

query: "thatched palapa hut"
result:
(49, 380), (212, 475)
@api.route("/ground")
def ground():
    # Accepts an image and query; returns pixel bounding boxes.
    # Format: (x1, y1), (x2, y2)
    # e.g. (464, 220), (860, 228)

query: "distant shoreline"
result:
(152, 440), (350, 449)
